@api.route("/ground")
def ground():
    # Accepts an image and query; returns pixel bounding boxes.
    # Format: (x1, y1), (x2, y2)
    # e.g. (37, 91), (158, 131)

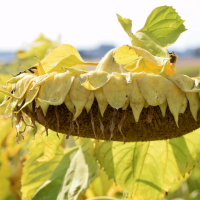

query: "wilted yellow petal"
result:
(113, 72), (145, 83)
(38, 72), (75, 105)
(37, 99), (49, 116)
(137, 74), (170, 106)
(166, 82), (187, 127)
(122, 98), (129, 110)
(70, 76), (91, 119)
(94, 88), (108, 117)
(7, 75), (36, 111)
(30, 72), (57, 91)
(167, 74), (200, 92)
(64, 93), (74, 113)
(130, 81), (145, 122)
(6, 73), (27, 86)
(79, 71), (111, 90)
(0, 88), (19, 99)
(37, 72), (74, 116)
(3, 99), (12, 117)
(79, 75), (96, 90)
(167, 75), (200, 120)
(19, 82), (40, 111)
(14, 74), (35, 99)
(85, 91), (95, 113)
(186, 92), (200, 121)
(159, 100), (168, 117)
(88, 71), (111, 88)
(0, 96), (11, 107)
(103, 75), (131, 109)
(17, 96), (25, 107)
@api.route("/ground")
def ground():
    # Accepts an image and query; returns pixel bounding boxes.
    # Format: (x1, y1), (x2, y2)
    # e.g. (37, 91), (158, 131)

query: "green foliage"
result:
(22, 137), (99, 200)
(56, 139), (99, 200)
(95, 129), (200, 200)
(117, 6), (186, 58)
(21, 132), (66, 200)
(139, 6), (186, 47)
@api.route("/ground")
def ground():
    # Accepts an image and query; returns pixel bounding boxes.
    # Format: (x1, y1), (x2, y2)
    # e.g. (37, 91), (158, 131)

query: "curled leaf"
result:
(114, 45), (170, 75)
(117, 6), (186, 58)
(33, 44), (98, 73)
(79, 71), (111, 90)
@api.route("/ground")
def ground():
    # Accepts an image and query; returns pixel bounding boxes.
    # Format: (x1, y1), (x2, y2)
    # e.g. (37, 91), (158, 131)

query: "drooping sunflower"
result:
(1, 6), (199, 143)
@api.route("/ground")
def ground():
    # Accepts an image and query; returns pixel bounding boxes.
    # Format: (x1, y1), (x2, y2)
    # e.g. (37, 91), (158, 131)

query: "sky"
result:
(1, 0), (200, 52)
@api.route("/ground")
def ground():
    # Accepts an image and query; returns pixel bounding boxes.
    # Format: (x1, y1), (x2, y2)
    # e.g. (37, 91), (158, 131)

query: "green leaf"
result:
(116, 14), (146, 50)
(21, 133), (66, 200)
(31, 139), (99, 200)
(57, 139), (99, 200)
(117, 6), (186, 58)
(33, 44), (98, 73)
(95, 130), (200, 200)
(139, 6), (186, 47)
(30, 146), (79, 200)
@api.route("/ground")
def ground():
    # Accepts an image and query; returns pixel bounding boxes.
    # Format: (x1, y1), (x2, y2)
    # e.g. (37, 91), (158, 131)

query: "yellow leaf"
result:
(114, 45), (139, 64)
(115, 45), (172, 75)
(33, 44), (98, 73)
(125, 58), (174, 75)
(70, 76), (91, 119)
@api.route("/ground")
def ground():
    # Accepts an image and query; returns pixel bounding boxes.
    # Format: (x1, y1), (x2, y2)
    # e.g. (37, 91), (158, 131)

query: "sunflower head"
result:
(1, 6), (199, 143)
